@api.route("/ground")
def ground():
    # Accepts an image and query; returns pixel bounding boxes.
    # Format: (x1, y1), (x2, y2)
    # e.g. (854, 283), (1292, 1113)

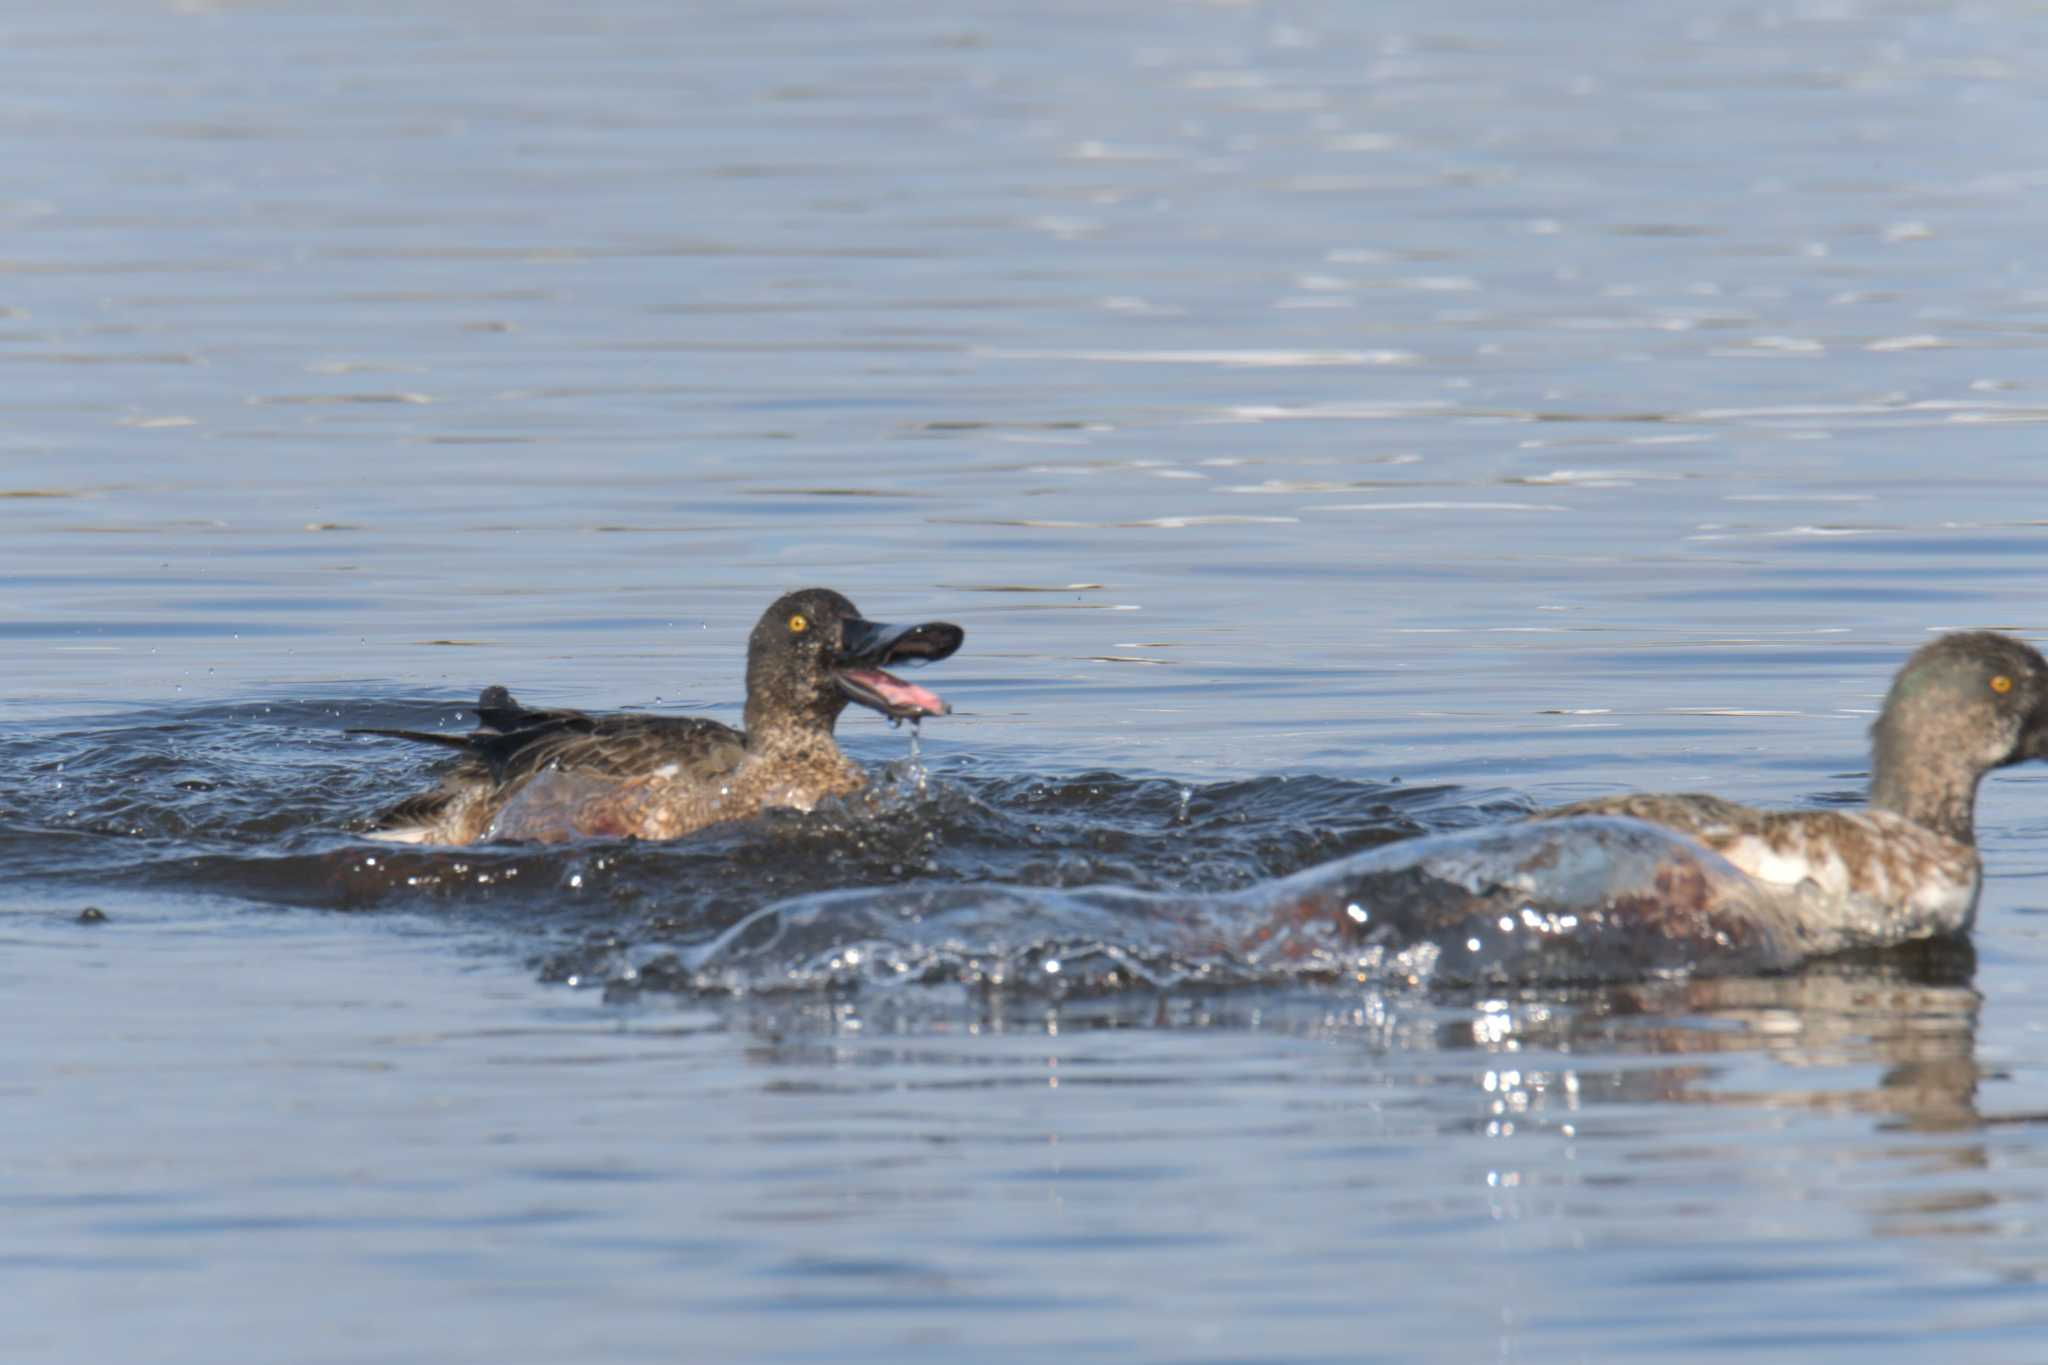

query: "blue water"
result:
(9, 0), (2048, 1359)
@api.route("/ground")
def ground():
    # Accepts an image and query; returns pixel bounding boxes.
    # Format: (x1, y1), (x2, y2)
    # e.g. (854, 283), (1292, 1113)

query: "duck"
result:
(352, 588), (963, 845)
(1529, 630), (2048, 936)
(1178, 630), (2048, 983)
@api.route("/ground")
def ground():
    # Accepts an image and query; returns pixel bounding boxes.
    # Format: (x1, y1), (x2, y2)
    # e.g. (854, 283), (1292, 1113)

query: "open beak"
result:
(832, 618), (964, 720)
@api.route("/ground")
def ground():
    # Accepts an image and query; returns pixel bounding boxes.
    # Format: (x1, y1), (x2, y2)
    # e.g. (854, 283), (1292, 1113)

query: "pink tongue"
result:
(843, 667), (949, 716)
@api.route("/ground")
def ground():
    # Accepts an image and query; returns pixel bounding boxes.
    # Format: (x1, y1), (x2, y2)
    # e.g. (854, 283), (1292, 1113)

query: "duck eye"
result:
(788, 614), (808, 634)
(1992, 674), (2014, 695)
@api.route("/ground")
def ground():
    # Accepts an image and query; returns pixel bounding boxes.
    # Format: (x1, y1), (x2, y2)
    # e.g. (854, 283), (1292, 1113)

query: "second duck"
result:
(356, 588), (962, 845)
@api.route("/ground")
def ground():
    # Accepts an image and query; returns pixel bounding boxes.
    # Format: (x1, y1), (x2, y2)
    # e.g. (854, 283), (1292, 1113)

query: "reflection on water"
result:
(20, 891), (2028, 1351)
(1497, 955), (1987, 1136)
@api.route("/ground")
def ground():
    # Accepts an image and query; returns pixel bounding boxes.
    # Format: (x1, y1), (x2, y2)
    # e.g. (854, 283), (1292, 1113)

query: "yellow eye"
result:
(1992, 674), (2014, 694)
(788, 614), (808, 634)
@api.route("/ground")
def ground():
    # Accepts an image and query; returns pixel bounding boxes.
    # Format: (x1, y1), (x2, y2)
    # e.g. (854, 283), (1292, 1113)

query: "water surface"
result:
(9, 0), (2048, 1359)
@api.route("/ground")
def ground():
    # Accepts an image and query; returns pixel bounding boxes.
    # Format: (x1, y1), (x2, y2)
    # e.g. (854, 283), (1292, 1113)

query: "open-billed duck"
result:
(354, 588), (962, 845)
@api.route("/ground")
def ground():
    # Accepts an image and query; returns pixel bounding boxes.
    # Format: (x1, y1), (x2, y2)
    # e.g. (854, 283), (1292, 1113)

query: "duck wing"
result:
(477, 708), (748, 789)
(1538, 793), (1979, 923)
(358, 685), (744, 782)
(355, 686), (747, 841)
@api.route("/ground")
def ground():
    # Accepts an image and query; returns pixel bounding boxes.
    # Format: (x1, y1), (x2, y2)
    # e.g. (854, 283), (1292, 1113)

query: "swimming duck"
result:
(1530, 630), (2048, 935)
(354, 588), (963, 845)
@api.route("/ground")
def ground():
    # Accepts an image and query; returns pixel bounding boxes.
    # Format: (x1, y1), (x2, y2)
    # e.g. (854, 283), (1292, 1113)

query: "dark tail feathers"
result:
(348, 684), (529, 749)
(475, 684), (536, 731)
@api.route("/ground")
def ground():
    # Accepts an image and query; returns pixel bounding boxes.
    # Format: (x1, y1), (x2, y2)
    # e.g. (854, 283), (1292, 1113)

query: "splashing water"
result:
(663, 815), (1949, 998)
(903, 720), (928, 797)
(1, 699), (1969, 1003)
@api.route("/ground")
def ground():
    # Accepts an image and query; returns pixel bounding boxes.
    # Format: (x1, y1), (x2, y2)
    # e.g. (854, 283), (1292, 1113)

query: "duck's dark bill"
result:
(835, 618), (964, 668)
(836, 667), (950, 719)
(833, 616), (961, 718)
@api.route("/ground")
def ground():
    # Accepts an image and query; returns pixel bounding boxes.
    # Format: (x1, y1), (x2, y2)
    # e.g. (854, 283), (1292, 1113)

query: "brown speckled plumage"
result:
(1536, 631), (2048, 937)
(354, 589), (962, 845)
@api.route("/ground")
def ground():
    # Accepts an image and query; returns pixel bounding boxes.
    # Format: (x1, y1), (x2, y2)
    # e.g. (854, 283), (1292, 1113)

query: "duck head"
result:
(743, 588), (963, 735)
(1869, 630), (2048, 843)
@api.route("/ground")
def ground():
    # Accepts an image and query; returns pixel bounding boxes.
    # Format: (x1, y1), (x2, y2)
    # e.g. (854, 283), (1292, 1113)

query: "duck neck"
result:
(743, 708), (847, 762)
(736, 712), (866, 801)
(1868, 710), (1983, 846)
(743, 689), (843, 741)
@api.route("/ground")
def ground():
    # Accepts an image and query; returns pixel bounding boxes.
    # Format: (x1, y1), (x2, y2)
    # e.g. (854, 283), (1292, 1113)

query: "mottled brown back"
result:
(365, 688), (747, 837)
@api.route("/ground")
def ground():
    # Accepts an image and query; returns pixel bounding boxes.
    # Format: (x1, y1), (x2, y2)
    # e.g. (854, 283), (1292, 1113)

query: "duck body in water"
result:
(1529, 630), (2048, 939)
(1254, 630), (2048, 979)
(354, 588), (962, 845)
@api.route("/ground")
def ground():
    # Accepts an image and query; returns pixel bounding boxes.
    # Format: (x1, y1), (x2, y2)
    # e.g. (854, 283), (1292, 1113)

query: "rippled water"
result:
(12, 0), (2048, 1359)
